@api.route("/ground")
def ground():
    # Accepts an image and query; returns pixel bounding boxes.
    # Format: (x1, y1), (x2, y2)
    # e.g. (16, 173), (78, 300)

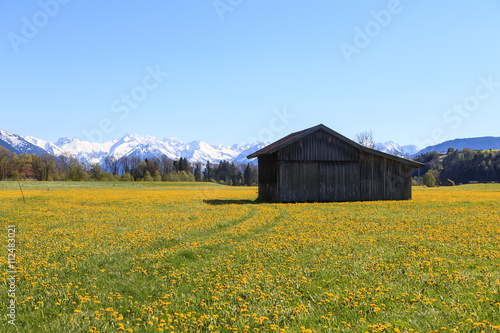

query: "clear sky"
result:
(1, 0), (499, 147)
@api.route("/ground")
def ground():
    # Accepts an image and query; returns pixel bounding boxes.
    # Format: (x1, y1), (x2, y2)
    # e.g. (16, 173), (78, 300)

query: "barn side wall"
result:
(360, 152), (412, 201)
(257, 153), (279, 202)
(278, 161), (320, 202)
(278, 161), (361, 202)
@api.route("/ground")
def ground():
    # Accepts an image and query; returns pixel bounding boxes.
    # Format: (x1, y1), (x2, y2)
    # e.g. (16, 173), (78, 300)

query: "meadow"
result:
(1, 182), (499, 332)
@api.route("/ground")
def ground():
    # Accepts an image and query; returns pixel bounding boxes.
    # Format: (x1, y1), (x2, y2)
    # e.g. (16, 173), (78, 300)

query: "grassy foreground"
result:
(1, 182), (499, 332)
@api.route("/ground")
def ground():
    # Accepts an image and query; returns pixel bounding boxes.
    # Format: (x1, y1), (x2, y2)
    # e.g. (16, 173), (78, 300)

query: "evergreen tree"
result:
(182, 157), (190, 172)
(204, 161), (213, 181)
(194, 163), (202, 182)
(244, 164), (252, 186)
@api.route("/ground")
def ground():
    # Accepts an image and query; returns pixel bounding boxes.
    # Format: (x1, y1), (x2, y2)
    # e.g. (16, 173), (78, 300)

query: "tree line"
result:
(0, 147), (258, 185)
(413, 148), (500, 186)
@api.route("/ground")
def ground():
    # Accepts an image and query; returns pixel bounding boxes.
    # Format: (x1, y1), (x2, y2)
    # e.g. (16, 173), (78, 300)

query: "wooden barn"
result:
(247, 124), (425, 203)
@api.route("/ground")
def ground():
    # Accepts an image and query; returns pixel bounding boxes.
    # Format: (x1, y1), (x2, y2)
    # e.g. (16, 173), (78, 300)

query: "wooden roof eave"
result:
(247, 124), (425, 168)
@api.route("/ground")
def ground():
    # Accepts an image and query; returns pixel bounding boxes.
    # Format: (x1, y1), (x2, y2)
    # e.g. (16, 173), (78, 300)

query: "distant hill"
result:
(0, 129), (48, 156)
(412, 137), (500, 157)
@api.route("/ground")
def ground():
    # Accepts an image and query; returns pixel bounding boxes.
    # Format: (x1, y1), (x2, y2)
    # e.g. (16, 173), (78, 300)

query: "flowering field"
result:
(1, 182), (500, 333)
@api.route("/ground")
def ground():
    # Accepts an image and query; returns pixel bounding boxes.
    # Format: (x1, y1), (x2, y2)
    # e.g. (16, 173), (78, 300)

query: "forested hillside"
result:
(414, 148), (500, 184)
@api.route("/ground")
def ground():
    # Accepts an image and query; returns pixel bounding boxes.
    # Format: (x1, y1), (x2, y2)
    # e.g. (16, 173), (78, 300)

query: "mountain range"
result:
(21, 133), (268, 166)
(1, 128), (499, 166)
(411, 137), (500, 157)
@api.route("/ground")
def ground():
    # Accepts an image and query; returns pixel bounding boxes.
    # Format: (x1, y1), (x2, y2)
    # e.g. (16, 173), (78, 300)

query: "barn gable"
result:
(277, 129), (360, 162)
(248, 124), (424, 203)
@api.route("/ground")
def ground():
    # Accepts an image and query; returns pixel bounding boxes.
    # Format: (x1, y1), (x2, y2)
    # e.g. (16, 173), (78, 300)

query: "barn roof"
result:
(247, 124), (425, 168)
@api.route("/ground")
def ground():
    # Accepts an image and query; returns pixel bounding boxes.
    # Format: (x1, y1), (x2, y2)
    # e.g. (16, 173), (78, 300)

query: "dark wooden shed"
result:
(247, 124), (425, 203)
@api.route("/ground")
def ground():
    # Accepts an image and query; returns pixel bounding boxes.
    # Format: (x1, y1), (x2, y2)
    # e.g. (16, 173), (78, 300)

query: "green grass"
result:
(0, 182), (499, 332)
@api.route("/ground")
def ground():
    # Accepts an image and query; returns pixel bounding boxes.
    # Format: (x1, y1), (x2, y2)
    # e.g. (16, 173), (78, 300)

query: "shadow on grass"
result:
(203, 199), (265, 205)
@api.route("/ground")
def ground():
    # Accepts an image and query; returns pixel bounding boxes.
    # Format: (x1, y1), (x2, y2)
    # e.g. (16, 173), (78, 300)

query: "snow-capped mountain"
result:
(23, 132), (267, 166)
(3, 128), (422, 166)
(24, 136), (66, 156)
(0, 129), (48, 156)
(376, 141), (420, 157)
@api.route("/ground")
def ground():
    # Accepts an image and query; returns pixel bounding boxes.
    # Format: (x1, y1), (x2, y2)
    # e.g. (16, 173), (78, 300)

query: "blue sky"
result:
(1, 0), (499, 148)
